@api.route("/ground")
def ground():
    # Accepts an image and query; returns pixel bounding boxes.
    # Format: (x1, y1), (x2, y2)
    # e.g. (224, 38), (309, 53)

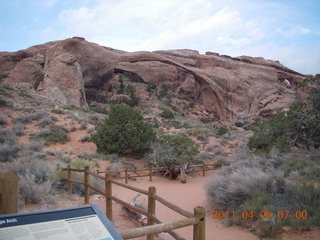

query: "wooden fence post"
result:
(147, 186), (156, 240)
(84, 166), (89, 204)
(105, 173), (113, 221)
(0, 171), (18, 214)
(67, 164), (72, 194)
(125, 168), (128, 184)
(193, 206), (206, 240)
(149, 167), (152, 182)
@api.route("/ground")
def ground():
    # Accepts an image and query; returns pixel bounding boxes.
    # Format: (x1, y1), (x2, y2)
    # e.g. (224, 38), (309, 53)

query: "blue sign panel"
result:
(0, 204), (122, 240)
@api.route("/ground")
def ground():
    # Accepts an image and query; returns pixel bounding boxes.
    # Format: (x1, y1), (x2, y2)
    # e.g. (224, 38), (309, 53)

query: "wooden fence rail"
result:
(97, 163), (221, 184)
(61, 165), (206, 240)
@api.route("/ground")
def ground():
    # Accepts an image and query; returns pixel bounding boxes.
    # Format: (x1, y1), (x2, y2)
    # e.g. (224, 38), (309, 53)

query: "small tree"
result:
(145, 134), (199, 179)
(92, 104), (155, 157)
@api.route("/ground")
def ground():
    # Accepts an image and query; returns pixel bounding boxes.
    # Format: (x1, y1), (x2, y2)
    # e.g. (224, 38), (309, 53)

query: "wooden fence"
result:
(61, 165), (206, 240)
(97, 163), (221, 184)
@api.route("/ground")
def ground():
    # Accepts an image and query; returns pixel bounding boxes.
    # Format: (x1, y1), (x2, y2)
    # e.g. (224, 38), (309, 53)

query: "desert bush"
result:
(205, 153), (320, 233)
(92, 104), (155, 157)
(200, 117), (211, 123)
(216, 127), (228, 136)
(58, 159), (101, 195)
(0, 97), (6, 106)
(0, 129), (21, 162)
(79, 135), (91, 142)
(0, 116), (6, 125)
(32, 125), (69, 144)
(17, 89), (33, 98)
(12, 123), (25, 136)
(37, 116), (57, 128)
(13, 114), (33, 123)
(249, 77), (320, 152)
(145, 84), (157, 94)
(13, 112), (46, 124)
(1, 157), (55, 206)
(25, 141), (45, 153)
(19, 170), (53, 206)
(157, 84), (168, 99)
(206, 166), (273, 210)
(107, 162), (123, 177)
(186, 128), (210, 138)
(145, 134), (199, 179)
(51, 109), (65, 114)
(159, 109), (175, 119)
(80, 121), (87, 130)
(0, 144), (21, 162)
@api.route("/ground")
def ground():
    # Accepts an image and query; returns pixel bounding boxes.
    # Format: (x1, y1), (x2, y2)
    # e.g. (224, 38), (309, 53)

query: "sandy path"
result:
(108, 171), (259, 240)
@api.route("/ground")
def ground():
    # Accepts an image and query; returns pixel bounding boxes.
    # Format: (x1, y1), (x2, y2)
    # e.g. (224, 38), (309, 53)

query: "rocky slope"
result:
(0, 37), (305, 124)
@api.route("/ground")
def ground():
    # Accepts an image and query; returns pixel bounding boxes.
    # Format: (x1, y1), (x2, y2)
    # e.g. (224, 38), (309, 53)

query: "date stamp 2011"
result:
(210, 210), (308, 220)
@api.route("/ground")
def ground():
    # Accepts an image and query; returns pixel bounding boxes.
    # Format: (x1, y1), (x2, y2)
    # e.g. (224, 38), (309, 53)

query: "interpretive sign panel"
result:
(0, 204), (122, 240)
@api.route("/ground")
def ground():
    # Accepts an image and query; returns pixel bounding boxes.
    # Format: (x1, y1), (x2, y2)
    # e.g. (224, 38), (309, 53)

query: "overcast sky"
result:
(0, 0), (319, 74)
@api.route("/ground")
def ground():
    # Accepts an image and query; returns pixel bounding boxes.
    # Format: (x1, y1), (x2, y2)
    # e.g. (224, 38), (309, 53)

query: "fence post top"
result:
(148, 186), (156, 193)
(194, 206), (206, 218)
(0, 171), (18, 180)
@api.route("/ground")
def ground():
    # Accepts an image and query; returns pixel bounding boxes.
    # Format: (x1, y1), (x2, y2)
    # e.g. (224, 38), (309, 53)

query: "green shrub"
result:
(0, 97), (6, 106)
(92, 104), (155, 157)
(249, 77), (320, 152)
(217, 127), (228, 136)
(0, 117), (7, 125)
(145, 84), (156, 93)
(235, 121), (244, 127)
(200, 117), (211, 123)
(51, 109), (65, 114)
(159, 109), (175, 119)
(157, 84), (168, 99)
(17, 89), (33, 98)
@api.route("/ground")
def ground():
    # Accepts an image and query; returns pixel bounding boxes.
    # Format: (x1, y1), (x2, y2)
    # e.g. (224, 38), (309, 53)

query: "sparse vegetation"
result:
(12, 124), (25, 136)
(200, 117), (211, 123)
(0, 129), (21, 162)
(32, 125), (69, 144)
(159, 109), (175, 119)
(37, 116), (57, 128)
(51, 109), (65, 114)
(216, 127), (228, 136)
(249, 75), (320, 152)
(205, 151), (320, 236)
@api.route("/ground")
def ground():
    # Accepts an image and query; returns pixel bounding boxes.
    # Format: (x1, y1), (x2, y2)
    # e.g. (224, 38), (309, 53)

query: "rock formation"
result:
(0, 37), (305, 123)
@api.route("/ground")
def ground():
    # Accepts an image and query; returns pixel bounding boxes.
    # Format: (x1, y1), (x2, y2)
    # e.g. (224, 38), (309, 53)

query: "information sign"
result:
(0, 204), (122, 240)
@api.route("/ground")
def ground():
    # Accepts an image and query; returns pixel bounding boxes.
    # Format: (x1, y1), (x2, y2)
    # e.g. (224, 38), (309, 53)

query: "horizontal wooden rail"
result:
(153, 194), (193, 218)
(119, 217), (199, 239)
(61, 167), (85, 172)
(110, 196), (148, 217)
(62, 178), (84, 185)
(87, 183), (106, 196)
(61, 165), (206, 239)
(110, 179), (149, 195)
(151, 216), (186, 240)
(88, 171), (105, 180)
(128, 174), (150, 178)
